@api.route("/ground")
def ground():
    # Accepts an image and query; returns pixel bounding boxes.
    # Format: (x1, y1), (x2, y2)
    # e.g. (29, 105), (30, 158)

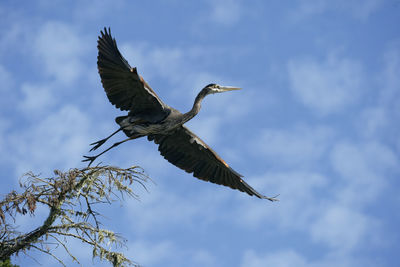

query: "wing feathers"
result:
(149, 126), (274, 199)
(97, 28), (170, 122)
(97, 28), (275, 200)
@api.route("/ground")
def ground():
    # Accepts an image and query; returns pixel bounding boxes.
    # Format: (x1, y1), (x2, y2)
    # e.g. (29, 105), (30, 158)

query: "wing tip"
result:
(100, 27), (111, 37)
(236, 174), (279, 201)
(98, 27), (114, 46)
(259, 193), (280, 201)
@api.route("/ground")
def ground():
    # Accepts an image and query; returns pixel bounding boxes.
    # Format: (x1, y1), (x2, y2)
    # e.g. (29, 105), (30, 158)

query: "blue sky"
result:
(1, 0), (399, 266)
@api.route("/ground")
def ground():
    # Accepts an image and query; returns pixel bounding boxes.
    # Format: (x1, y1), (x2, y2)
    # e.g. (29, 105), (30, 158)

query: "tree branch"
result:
(0, 165), (147, 266)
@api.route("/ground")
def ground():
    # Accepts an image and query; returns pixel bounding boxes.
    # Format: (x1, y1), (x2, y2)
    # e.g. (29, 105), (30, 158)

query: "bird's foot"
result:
(89, 139), (107, 152)
(82, 155), (97, 166)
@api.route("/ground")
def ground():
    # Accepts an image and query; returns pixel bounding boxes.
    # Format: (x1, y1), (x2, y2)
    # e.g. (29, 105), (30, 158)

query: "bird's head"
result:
(203, 83), (241, 95)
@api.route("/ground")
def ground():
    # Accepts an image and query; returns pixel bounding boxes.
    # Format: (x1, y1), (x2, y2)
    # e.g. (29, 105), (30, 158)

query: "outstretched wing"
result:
(148, 126), (276, 200)
(97, 27), (170, 123)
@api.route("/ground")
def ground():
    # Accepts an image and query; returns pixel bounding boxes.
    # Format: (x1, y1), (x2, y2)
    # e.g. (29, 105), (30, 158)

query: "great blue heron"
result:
(83, 28), (277, 201)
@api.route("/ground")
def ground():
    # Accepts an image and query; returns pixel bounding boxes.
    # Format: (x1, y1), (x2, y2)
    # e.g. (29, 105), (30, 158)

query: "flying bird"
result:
(83, 28), (277, 201)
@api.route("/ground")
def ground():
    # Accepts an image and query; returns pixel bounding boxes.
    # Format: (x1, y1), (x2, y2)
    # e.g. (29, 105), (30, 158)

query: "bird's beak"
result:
(218, 86), (242, 92)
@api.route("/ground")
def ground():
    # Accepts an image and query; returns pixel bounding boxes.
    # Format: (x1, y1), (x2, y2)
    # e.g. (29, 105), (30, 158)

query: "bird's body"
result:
(116, 86), (208, 137)
(84, 28), (277, 201)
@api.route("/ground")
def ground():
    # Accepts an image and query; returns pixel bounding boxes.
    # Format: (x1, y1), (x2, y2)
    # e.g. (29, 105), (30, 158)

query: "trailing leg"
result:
(89, 128), (123, 152)
(83, 135), (141, 166)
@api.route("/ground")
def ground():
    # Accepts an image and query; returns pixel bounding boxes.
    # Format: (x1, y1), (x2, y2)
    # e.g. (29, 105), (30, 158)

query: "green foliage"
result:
(0, 258), (19, 267)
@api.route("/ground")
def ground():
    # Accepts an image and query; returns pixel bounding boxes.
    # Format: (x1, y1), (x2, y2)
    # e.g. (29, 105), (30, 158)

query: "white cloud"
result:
(200, 86), (252, 118)
(310, 205), (378, 252)
(242, 249), (308, 267)
(290, 0), (382, 21)
(0, 12), (30, 54)
(123, 184), (230, 234)
(235, 171), (328, 229)
(128, 240), (177, 266)
(291, 0), (327, 18)
(71, 0), (126, 21)
(0, 118), (8, 161)
(186, 115), (222, 145)
(208, 0), (242, 26)
(357, 45), (400, 150)
(120, 43), (223, 97)
(128, 239), (218, 267)
(330, 141), (398, 206)
(120, 43), (183, 81)
(381, 46), (400, 98)
(6, 105), (93, 175)
(33, 21), (90, 84)
(18, 83), (56, 114)
(241, 249), (376, 267)
(0, 64), (13, 92)
(350, 0), (382, 20)
(288, 54), (364, 114)
(251, 125), (334, 166)
(187, 0), (245, 30)
(235, 141), (392, 259)
(359, 107), (388, 138)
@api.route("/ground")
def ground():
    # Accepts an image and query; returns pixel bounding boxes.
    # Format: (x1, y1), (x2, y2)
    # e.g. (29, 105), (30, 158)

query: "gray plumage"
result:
(83, 28), (277, 201)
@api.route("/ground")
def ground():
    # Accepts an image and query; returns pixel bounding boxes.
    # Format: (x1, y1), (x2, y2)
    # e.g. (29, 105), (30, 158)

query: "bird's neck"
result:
(181, 91), (207, 124)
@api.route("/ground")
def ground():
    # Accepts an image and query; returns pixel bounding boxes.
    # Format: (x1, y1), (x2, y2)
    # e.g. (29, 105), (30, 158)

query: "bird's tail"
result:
(115, 115), (128, 124)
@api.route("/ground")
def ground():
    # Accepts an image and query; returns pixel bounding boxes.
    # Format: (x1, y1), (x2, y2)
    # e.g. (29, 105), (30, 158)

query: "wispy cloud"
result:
(33, 21), (91, 84)
(123, 184), (231, 234)
(330, 141), (398, 206)
(355, 45), (400, 168)
(250, 124), (334, 167)
(0, 19), (97, 177)
(207, 0), (243, 26)
(6, 105), (92, 175)
(128, 240), (177, 266)
(234, 171), (328, 229)
(241, 248), (377, 267)
(290, 0), (382, 21)
(18, 83), (56, 114)
(128, 239), (218, 267)
(310, 204), (378, 252)
(242, 249), (308, 267)
(0, 65), (13, 92)
(288, 54), (364, 115)
(120, 43), (223, 97)
(238, 126), (394, 263)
